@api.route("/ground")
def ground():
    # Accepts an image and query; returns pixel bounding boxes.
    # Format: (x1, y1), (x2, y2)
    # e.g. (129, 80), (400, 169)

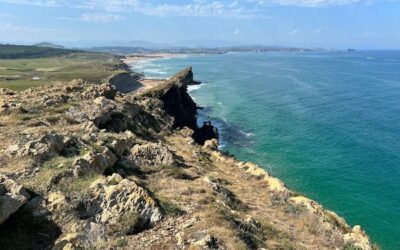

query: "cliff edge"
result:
(0, 68), (373, 249)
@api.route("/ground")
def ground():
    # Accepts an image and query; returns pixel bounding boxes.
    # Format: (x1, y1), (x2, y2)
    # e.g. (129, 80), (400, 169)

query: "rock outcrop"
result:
(0, 176), (30, 224)
(107, 72), (143, 93)
(84, 174), (163, 232)
(127, 142), (175, 168)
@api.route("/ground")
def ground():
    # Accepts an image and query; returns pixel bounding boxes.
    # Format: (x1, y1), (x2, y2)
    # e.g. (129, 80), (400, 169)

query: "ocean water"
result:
(131, 51), (400, 249)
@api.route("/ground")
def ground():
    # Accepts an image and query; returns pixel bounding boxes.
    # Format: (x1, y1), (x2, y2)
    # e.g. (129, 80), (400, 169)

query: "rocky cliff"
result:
(0, 68), (374, 249)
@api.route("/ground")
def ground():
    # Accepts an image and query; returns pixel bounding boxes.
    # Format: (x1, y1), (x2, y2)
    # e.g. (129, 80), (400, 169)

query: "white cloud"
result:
(0, 0), (395, 20)
(59, 12), (126, 23)
(0, 0), (267, 18)
(249, 0), (393, 7)
(0, 0), (63, 7)
(289, 29), (298, 35)
(0, 22), (55, 31)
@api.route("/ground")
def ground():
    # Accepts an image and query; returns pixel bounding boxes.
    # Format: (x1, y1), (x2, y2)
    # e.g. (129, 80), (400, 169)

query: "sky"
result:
(0, 0), (399, 49)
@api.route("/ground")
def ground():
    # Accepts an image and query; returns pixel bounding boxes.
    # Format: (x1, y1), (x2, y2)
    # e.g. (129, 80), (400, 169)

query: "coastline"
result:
(119, 57), (375, 250)
(0, 60), (375, 249)
(121, 53), (186, 93)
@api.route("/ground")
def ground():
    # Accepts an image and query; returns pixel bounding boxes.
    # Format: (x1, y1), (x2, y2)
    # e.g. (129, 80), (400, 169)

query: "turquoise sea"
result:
(131, 51), (400, 249)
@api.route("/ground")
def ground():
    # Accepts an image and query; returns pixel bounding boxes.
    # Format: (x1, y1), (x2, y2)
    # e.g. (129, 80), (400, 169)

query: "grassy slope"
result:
(0, 44), (75, 59)
(0, 46), (125, 91)
(0, 53), (124, 91)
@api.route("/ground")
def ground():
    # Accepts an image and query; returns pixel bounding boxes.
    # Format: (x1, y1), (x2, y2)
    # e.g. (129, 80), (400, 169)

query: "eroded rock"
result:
(5, 132), (64, 161)
(80, 174), (162, 235)
(0, 175), (31, 224)
(344, 225), (372, 250)
(127, 142), (175, 168)
(73, 148), (117, 177)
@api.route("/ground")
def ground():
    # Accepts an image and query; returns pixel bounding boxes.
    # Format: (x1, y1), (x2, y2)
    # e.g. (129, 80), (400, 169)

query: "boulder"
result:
(81, 174), (162, 235)
(127, 142), (175, 168)
(0, 175), (31, 224)
(73, 148), (117, 177)
(53, 221), (106, 250)
(5, 132), (64, 161)
(66, 97), (136, 132)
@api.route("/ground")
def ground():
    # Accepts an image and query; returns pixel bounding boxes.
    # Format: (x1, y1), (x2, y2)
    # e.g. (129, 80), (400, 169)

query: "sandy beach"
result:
(121, 53), (183, 93)
(122, 53), (180, 65)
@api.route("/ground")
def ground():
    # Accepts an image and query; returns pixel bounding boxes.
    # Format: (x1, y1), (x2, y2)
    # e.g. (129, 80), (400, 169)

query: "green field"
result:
(0, 52), (124, 91)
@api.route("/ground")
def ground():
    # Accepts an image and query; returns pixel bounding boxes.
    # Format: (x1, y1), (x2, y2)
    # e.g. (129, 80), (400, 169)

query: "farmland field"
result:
(0, 52), (123, 91)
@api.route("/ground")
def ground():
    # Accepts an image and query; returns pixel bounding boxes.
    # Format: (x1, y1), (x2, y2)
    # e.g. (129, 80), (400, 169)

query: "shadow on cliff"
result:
(0, 198), (61, 250)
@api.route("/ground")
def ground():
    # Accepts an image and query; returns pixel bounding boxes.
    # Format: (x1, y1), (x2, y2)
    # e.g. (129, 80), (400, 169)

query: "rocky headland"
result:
(0, 66), (374, 249)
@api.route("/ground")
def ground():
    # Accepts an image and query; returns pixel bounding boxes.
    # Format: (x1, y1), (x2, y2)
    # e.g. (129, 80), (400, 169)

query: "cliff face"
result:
(0, 69), (373, 249)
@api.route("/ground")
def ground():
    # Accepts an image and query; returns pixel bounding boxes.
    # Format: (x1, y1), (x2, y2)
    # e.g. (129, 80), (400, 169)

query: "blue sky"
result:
(0, 0), (399, 49)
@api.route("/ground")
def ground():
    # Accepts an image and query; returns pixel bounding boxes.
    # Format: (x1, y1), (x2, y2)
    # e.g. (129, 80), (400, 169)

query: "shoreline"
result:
(121, 53), (186, 66)
(121, 53), (185, 93)
(118, 58), (375, 249)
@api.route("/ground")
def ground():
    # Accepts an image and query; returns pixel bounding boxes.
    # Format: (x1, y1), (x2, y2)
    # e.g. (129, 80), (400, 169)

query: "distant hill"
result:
(0, 44), (79, 59)
(88, 45), (321, 55)
(33, 42), (65, 49)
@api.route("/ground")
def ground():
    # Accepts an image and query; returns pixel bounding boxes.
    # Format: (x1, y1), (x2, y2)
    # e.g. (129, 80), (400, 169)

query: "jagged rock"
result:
(98, 130), (136, 157)
(73, 148), (117, 177)
(194, 121), (219, 145)
(5, 132), (64, 161)
(107, 72), (143, 93)
(53, 221), (106, 250)
(80, 174), (162, 235)
(344, 225), (372, 250)
(80, 83), (117, 100)
(139, 67), (199, 129)
(127, 142), (175, 168)
(24, 195), (49, 217)
(66, 97), (139, 132)
(203, 139), (219, 151)
(80, 121), (100, 134)
(0, 175), (31, 224)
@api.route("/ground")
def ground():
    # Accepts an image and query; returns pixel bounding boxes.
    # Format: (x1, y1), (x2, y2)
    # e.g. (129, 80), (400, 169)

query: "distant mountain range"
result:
(33, 42), (65, 49)
(0, 40), (332, 56)
(86, 45), (324, 55)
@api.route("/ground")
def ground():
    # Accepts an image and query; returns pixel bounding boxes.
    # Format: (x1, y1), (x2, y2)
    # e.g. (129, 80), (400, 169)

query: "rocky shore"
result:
(0, 66), (374, 249)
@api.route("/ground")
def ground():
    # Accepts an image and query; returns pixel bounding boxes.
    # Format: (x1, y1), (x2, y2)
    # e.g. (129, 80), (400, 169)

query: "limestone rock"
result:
(53, 221), (106, 250)
(0, 175), (31, 224)
(344, 225), (372, 250)
(128, 142), (175, 168)
(66, 97), (139, 132)
(202, 139), (219, 151)
(82, 174), (162, 234)
(73, 148), (117, 177)
(80, 83), (117, 100)
(99, 130), (136, 157)
(5, 132), (64, 161)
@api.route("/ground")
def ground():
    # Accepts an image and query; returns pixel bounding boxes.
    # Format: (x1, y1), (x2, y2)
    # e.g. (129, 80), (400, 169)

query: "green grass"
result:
(0, 44), (76, 59)
(0, 52), (124, 91)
